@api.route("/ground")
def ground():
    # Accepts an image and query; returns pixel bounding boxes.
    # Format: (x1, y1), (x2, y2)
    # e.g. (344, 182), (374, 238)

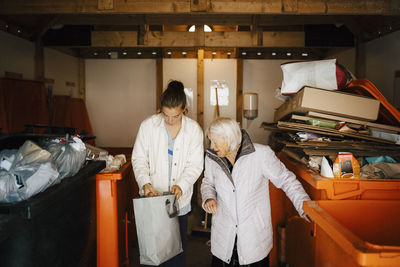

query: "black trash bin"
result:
(0, 134), (105, 267)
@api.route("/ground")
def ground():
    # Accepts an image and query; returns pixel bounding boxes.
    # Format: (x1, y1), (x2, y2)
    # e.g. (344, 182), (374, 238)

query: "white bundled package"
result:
(280, 59), (340, 95)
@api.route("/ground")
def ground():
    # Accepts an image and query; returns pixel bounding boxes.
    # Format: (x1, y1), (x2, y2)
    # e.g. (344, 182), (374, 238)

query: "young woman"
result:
(132, 81), (204, 267)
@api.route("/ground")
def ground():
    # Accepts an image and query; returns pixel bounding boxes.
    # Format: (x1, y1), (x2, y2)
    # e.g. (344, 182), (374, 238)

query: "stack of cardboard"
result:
(263, 85), (400, 165)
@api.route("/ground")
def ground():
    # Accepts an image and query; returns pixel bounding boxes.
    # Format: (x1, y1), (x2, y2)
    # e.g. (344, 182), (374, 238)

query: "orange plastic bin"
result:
(279, 154), (400, 267)
(301, 200), (400, 267)
(280, 154), (400, 200)
(96, 162), (134, 267)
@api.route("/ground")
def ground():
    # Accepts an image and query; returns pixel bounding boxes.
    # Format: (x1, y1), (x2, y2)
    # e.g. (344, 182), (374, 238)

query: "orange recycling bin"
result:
(279, 154), (400, 267)
(297, 200), (400, 267)
(279, 154), (400, 200)
(96, 162), (134, 267)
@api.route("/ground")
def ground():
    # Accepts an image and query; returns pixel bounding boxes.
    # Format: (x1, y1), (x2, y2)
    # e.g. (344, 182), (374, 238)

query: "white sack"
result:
(133, 194), (182, 266)
(281, 59), (338, 94)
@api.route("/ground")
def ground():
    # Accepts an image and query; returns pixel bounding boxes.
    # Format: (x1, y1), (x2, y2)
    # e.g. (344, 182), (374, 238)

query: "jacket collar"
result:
(206, 129), (255, 185)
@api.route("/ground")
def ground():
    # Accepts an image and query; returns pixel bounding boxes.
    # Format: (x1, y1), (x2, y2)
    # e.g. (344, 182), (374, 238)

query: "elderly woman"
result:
(201, 117), (310, 267)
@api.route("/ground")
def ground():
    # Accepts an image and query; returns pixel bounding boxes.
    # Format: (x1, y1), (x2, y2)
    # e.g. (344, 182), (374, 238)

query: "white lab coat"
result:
(132, 113), (204, 211)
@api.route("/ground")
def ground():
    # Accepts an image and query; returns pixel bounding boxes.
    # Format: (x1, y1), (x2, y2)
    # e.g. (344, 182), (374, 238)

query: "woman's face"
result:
(162, 105), (184, 126)
(208, 133), (230, 158)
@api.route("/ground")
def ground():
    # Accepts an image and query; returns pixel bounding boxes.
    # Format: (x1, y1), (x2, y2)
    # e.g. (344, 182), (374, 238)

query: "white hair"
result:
(208, 117), (242, 152)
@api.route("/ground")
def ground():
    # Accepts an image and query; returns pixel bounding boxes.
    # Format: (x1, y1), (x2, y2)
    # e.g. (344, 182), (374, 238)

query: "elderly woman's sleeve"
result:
(261, 146), (311, 216)
(175, 125), (204, 195)
(200, 156), (217, 209)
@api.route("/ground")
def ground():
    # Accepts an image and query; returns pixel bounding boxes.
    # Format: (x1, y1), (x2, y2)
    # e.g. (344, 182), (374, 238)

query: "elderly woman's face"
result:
(208, 134), (230, 158)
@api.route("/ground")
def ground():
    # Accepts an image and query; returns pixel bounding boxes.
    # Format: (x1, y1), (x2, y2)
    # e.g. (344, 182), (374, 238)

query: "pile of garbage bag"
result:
(0, 136), (87, 203)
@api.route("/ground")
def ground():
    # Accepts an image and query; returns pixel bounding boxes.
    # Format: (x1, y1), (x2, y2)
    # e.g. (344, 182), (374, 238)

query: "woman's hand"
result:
(143, 183), (160, 197)
(301, 213), (312, 223)
(171, 185), (182, 200)
(204, 199), (218, 215)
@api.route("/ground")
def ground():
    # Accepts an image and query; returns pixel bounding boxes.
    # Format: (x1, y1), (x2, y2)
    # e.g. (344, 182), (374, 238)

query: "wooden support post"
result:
(138, 24), (148, 46)
(197, 48), (204, 129)
(78, 58), (86, 100)
(252, 15), (263, 47)
(195, 24), (205, 47)
(236, 59), (243, 126)
(156, 58), (163, 112)
(34, 38), (44, 81)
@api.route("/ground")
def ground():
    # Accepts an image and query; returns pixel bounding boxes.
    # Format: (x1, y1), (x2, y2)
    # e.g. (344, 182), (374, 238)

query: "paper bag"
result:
(133, 194), (183, 266)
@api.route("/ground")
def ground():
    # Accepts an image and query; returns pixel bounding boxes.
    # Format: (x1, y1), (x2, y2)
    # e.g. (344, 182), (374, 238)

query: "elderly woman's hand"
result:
(204, 199), (218, 215)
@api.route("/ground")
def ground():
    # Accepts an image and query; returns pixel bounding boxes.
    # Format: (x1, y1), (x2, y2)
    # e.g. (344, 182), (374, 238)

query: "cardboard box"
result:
(274, 86), (380, 122)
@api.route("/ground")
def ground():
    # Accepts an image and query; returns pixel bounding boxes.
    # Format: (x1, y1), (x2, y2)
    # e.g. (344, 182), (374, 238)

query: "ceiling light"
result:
(212, 52), (217, 55)
(272, 52), (277, 56)
(257, 52), (262, 56)
(188, 25), (212, 32)
(122, 52), (127, 56)
(182, 51), (187, 55)
(167, 51), (172, 55)
(152, 51), (157, 55)
(286, 52), (292, 56)
(227, 52), (231, 56)
(137, 52), (142, 55)
(241, 52), (247, 56)
(302, 53), (308, 57)
(204, 25), (212, 32)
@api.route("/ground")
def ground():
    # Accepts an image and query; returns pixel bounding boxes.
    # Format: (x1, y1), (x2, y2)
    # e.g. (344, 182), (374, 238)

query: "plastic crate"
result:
(298, 200), (400, 267)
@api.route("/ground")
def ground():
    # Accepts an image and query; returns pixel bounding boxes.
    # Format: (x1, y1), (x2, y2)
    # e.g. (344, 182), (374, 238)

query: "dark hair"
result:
(160, 80), (186, 109)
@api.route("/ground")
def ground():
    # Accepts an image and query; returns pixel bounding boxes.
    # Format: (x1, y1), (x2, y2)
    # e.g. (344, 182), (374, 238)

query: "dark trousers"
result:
(145, 214), (188, 267)
(211, 238), (269, 267)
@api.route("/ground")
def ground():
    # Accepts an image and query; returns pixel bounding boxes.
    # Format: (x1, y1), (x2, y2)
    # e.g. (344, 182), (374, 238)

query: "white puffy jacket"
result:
(132, 113), (204, 211)
(201, 130), (310, 265)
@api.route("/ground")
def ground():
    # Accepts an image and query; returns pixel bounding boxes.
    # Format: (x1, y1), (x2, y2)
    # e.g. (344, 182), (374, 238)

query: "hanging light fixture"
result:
(188, 25), (212, 32)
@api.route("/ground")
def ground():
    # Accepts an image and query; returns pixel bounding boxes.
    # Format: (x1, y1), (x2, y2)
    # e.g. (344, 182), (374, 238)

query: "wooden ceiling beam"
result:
(0, 0), (397, 15)
(91, 30), (304, 47)
(53, 14), (252, 26)
(41, 14), (393, 27)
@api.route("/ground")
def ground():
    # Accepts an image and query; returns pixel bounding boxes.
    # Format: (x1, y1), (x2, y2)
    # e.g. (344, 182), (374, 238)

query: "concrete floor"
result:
(130, 234), (212, 267)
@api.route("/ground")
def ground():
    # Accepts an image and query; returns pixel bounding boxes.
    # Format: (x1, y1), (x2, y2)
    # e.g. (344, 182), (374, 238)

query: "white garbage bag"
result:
(280, 59), (342, 94)
(0, 140), (60, 203)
